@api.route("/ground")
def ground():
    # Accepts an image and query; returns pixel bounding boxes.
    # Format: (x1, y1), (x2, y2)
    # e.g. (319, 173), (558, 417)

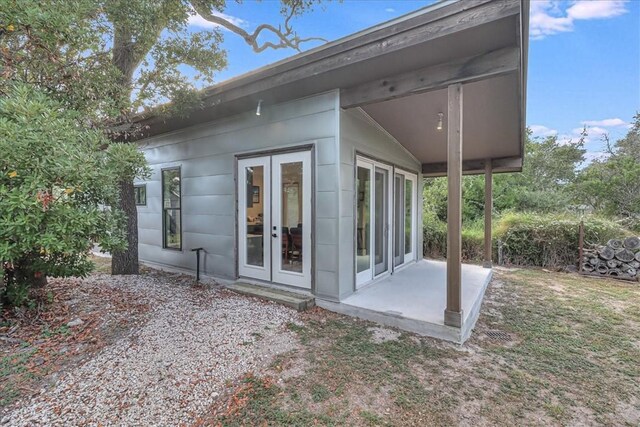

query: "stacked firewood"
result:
(582, 236), (640, 280)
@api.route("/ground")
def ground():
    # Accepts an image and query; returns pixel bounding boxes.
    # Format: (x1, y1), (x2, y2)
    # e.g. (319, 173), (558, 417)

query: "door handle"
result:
(272, 233), (278, 238)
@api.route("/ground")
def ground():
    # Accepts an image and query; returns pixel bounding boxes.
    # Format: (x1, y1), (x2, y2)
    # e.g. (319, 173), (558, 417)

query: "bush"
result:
(0, 84), (147, 307)
(422, 211), (630, 268)
(422, 213), (485, 262)
(494, 212), (630, 268)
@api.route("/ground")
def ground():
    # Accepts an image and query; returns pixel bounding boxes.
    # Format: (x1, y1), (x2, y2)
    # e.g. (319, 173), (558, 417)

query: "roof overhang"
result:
(134, 0), (529, 176)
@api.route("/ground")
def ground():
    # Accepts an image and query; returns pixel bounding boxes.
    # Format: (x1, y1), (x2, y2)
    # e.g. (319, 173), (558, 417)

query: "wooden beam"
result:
(483, 160), (493, 268)
(444, 83), (463, 328)
(341, 47), (520, 108)
(422, 156), (522, 177)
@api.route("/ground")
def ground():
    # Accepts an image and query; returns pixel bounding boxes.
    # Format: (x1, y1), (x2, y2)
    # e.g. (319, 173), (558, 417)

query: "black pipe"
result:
(191, 247), (204, 281)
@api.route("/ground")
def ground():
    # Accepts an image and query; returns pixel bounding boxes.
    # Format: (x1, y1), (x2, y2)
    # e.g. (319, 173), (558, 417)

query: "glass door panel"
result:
(374, 167), (389, 276)
(403, 172), (417, 264)
(271, 151), (311, 289)
(237, 158), (271, 281)
(356, 163), (373, 286)
(393, 173), (405, 267)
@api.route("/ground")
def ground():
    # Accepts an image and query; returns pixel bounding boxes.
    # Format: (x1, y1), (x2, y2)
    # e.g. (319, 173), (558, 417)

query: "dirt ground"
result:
(2, 258), (639, 426)
(209, 268), (640, 426)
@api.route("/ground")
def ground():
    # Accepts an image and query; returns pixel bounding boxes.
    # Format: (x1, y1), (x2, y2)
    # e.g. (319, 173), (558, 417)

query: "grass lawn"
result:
(210, 268), (640, 426)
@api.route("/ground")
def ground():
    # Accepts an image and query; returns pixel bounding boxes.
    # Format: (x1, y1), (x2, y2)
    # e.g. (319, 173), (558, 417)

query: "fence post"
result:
(578, 220), (584, 273)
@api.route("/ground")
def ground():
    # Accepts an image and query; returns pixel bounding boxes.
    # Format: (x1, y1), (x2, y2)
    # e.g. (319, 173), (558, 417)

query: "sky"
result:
(186, 0), (640, 163)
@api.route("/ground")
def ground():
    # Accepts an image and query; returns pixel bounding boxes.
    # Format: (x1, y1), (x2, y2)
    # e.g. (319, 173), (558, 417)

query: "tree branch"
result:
(191, 1), (327, 53)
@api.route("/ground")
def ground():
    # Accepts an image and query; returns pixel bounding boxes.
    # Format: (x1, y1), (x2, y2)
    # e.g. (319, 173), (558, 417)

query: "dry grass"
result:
(211, 269), (640, 426)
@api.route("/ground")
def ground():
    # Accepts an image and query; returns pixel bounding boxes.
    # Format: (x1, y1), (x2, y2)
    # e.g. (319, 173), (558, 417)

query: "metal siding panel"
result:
(182, 175), (234, 196)
(340, 163), (355, 191)
(316, 270), (339, 299)
(141, 91), (338, 151)
(137, 212), (161, 230)
(181, 195), (234, 216)
(144, 110), (335, 166)
(338, 216), (355, 296)
(316, 217), (338, 245)
(340, 190), (354, 218)
(182, 214), (234, 235)
(316, 191), (338, 219)
(183, 233), (234, 257)
(317, 244), (338, 272)
(316, 138), (337, 165)
(316, 164), (337, 192)
(203, 252), (235, 278)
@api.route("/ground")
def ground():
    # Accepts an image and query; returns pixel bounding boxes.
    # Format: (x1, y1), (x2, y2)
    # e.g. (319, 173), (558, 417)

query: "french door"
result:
(238, 151), (311, 289)
(356, 157), (417, 288)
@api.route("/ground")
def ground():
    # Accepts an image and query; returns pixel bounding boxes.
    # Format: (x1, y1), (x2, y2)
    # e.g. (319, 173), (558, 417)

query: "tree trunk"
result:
(112, 180), (139, 275)
(110, 28), (144, 276)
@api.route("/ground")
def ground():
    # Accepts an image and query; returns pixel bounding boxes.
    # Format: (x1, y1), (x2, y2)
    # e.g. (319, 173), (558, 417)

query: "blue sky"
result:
(188, 0), (640, 161)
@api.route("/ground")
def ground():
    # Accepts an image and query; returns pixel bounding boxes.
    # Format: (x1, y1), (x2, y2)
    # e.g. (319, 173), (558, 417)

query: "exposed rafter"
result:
(340, 47), (519, 109)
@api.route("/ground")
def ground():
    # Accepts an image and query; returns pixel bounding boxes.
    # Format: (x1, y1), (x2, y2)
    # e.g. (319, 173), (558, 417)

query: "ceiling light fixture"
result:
(436, 112), (444, 131)
(256, 99), (263, 116)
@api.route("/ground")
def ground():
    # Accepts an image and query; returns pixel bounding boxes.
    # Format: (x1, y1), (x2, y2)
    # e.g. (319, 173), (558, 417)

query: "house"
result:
(131, 0), (529, 343)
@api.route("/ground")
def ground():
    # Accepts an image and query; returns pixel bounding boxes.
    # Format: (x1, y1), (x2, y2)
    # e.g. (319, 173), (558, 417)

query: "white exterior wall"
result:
(337, 108), (423, 300)
(135, 91), (341, 298)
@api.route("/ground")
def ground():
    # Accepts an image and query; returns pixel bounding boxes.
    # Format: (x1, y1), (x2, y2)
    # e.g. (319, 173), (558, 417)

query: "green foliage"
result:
(423, 130), (587, 226)
(0, 84), (146, 306)
(423, 211), (628, 268)
(573, 114), (640, 230)
(0, 0), (126, 122)
(495, 212), (629, 267)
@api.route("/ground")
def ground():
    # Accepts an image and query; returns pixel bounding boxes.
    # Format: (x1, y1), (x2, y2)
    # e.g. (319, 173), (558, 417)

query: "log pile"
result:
(582, 236), (640, 281)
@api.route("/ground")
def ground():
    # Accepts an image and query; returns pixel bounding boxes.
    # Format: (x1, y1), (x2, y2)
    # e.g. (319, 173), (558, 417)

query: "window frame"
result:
(161, 166), (182, 251)
(134, 184), (147, 206)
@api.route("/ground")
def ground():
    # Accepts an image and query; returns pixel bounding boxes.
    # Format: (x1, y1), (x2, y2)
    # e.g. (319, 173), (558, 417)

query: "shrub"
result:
(0, 84), (147, 307)
(422, 211), (630, 268)
(495, 212), (630, 267)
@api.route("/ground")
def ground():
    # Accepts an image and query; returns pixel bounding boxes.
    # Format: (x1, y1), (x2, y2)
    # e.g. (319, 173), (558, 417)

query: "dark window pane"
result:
(405, 180), (413, 255)
(134, 185), (146, 205)
(164, 209), (181, 249)
(162, 168), (181, 249)
(245, 166), (264, 266)
(163, 169), (180, 209)
(356, 166), (371, 273)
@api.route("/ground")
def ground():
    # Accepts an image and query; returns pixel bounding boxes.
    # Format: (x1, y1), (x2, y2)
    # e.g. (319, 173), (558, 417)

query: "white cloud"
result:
(530, 124), (558, 137)
(566, 0), (628, 20)
(385, 8), (396, 13)
(574, 126), (607, 136)
(581, 118), (627, 127)
(188, 11), (247, 29)
(530, 0), (629, 40)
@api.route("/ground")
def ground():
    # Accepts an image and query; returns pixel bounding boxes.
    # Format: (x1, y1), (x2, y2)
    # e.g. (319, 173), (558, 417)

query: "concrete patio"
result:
(317, 260), (492, 343)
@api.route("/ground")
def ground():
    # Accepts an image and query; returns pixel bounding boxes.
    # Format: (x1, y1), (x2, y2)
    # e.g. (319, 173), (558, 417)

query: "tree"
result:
(423, 129), (587, 225)
(2, 0), (326, 274)
(0, 84), (147, 306)
(574, 114), (640, 230)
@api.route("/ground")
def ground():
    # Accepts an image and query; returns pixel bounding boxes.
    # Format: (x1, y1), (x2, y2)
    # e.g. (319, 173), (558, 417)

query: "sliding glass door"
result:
(394, 171), (417, 267)
(356, 157), (392, 287)
(356, 157), (417, 288)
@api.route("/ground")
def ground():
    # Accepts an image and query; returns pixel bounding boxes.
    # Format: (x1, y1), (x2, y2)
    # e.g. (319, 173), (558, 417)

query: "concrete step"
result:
(227, 282), (315, 312)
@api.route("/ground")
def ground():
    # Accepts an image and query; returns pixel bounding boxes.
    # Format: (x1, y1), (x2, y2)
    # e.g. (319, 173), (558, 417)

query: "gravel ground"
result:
(2, 270), (301, 426)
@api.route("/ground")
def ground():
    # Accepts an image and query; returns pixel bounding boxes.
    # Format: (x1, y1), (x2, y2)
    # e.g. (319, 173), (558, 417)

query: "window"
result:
(162, 168), (181, 250)
(134, 184), (146, 206)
